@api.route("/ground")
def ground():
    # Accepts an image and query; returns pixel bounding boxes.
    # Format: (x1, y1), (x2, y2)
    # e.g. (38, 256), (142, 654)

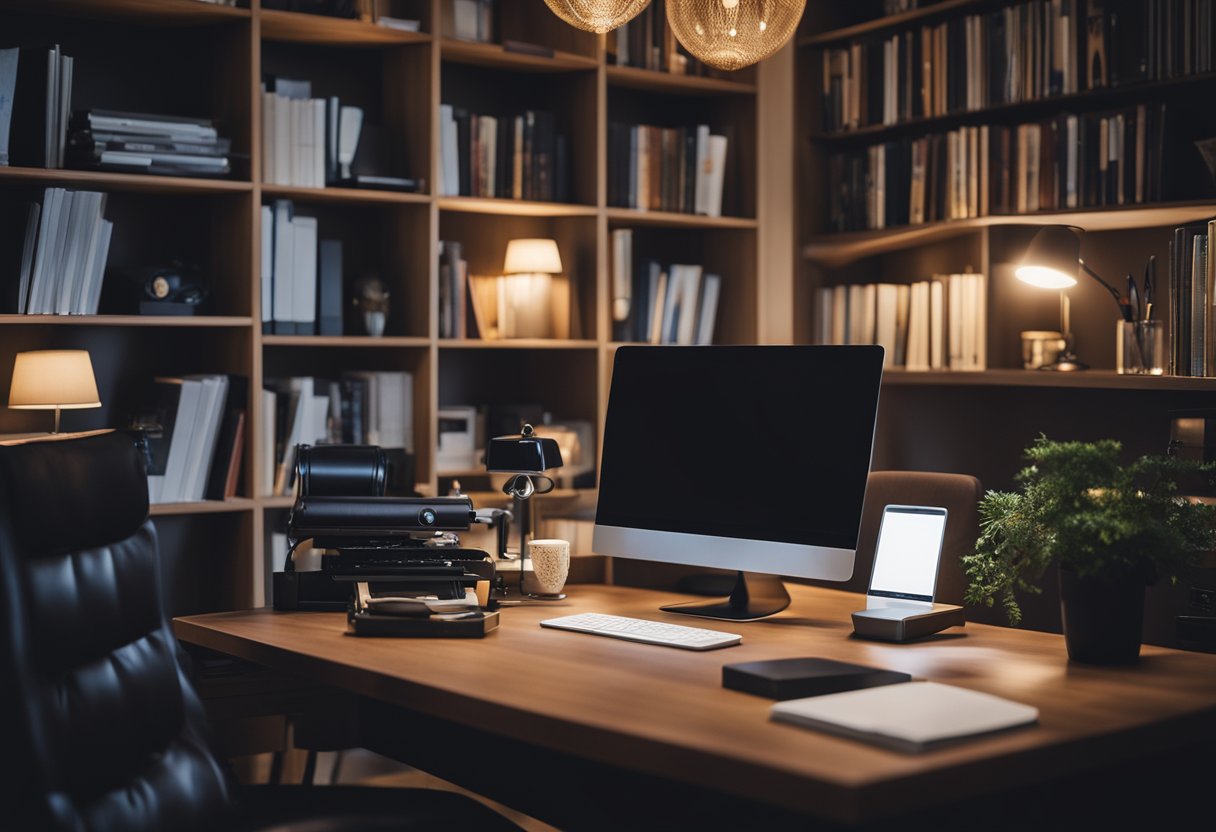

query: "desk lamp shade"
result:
(504, 239), (563, 276)
(1016, 225), (1082, 289)
(502, 239), (563, 339)
(544, 0), (651, 33)
(485, 425), (564, 475)
(8, 350), (102, 433)
(666, 0), (806, 71)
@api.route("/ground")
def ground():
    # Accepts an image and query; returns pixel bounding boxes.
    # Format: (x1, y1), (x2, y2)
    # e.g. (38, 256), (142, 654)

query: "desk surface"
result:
(174, 583), (1216, 823)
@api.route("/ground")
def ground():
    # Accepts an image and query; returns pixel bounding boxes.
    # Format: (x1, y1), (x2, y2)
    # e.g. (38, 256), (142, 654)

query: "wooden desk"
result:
(175, 583), (1216, 827)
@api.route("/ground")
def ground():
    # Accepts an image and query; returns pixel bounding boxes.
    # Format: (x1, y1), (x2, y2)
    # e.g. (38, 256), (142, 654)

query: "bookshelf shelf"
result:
(605, 65), (756, 96)
(260, 9), (431, 47)
(803, 202), (1216, 266)
(440, 38), (599, 72)
(438, 339), (599, 350)
(604, 208), (758, 229)
(8, 0), (252, 24)
(150, 498), (257, 517)
(0, 315), (254, 328)
(797, 0), (983, 47)
(436, 196), (598, 217)
(262, 335), (431, 348)
(259, 496), (296, 510)
(881, 369), (1216, 392)
(260, 184), (430, 205)
(0, 167), (253, 195)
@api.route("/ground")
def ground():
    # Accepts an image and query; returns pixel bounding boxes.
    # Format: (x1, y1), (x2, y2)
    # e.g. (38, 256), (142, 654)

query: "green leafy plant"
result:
(964, 436), (1216, 624)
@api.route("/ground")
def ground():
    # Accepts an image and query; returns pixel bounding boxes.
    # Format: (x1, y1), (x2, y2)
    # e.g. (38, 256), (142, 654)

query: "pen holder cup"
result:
(1116, 321), (1164, 375)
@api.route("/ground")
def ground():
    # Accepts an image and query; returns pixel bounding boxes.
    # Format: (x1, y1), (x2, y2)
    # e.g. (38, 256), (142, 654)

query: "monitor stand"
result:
(660, 571), (791, 621)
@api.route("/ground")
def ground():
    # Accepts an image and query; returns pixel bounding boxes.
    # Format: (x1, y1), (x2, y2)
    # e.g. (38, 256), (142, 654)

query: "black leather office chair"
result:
(0, 431), (519, 832)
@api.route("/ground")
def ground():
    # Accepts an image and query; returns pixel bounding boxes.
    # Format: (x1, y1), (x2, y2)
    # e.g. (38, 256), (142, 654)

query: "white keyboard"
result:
(539, 612), (742, 651)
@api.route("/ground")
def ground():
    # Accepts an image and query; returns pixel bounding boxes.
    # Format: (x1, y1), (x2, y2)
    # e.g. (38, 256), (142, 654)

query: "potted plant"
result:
(963, 436), (1216, 664)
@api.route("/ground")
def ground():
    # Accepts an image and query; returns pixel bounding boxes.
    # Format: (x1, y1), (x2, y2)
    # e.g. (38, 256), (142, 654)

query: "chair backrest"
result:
(847, 470), (984, 604)
(0, 431), (231, 831)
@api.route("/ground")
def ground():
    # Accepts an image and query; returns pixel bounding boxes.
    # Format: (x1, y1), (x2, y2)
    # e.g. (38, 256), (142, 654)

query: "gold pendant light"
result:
(666, 0), (805, 71)
(544, 0), (653, 34)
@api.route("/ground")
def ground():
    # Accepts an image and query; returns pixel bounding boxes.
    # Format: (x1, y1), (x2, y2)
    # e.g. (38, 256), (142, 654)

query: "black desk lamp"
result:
(1015, 225), (1126, 372)
(485, 423), (564, 599)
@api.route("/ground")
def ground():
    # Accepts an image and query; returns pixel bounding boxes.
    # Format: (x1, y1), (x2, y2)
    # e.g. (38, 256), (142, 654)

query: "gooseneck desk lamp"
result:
(485, 423), (564, 599)
(1015, 225), (1126, 372)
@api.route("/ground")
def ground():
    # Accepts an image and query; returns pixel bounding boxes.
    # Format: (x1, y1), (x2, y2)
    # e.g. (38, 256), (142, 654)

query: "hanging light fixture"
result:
(543, 0), (653, 34)
(667, 0), (805, 71)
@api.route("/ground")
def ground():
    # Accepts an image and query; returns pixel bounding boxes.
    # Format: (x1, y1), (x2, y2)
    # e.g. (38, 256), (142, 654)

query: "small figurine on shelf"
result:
(352, 276), (389, 337)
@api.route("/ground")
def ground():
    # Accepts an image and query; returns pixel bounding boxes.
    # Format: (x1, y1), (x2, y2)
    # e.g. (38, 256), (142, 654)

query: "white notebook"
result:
(771, 681), (1039, 753)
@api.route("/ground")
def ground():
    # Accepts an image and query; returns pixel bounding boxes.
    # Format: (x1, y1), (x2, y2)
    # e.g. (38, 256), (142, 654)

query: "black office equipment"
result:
(723, 657), (911, 700)
(273, 444), (498, 635)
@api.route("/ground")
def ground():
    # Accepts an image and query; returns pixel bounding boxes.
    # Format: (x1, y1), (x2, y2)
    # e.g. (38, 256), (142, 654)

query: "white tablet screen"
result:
(869, 508), (947, 601)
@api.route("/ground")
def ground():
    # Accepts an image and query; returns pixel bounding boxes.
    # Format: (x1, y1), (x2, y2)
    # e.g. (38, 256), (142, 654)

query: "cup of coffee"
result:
(527, 538), (571, 597)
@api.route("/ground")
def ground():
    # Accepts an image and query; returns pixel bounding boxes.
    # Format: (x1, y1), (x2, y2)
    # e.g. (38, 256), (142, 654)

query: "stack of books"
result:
(1087, 0), (1214, 87)
(133, 375), (247, 505)
(0, 44), (73, 169)
(828, 103), (1176, 232)
(606, 0), (714, 77)
(610, 230), (721, 345)
(607, 123), (728, 216)
(67, 109), (231, 177)
(262, 372), (414, 496)
(1169, 218), (1216, 376)
(2, 187), (112, 315)
(260, 200), (344, 335)
(438, 106), (568, 202)
(811, 274), (988, 372)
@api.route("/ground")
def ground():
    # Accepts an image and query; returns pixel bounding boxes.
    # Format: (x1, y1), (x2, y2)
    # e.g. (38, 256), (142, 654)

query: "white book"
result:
(695, 273), (721, 346)
(771, 682), (1038, 753)
(312, 98), (325, 188)
(84, 220), (112, 315)
(260, 388), (277, 496)
(71, 195), (104, 314)
(659, 267), (682, 344)
(439, 104), (459, 196)
(99, 150), (228, 169)
(875, 284), (898, 368)
(693, 125), (711, 214)
(648, 269), (668, 345)
(847, 284), (865, 345)
(973, 272), (987, 370)
(272, 200), (294, 332)
(948, 273), (964, 369)
(261, 87), (275, 184)
(260, 205), (273, 327)
(182, 376), (227, 502)
(55, 190), (94, 314)
(274, 377), (314, 496)
(906, 282), (930, 371)
(308, 394), (330, 453)
(611, 228), (632, 323)
(375, 371), (406, 450)
(292, 97), (306, 187)
(292, 215), (318, 333)
(672, 265), (701, 345)
(159, 378), (204, 503)
(27, 188), (63, 314)
(831, 284), (848, 345)
(894, 283), (911, 367)
(861, 283), (877, 345)
(929, 279), (945, 369)
(275, 93), (290, 186)
(88, 114), (216, 140)
(814, 287), (833, 345)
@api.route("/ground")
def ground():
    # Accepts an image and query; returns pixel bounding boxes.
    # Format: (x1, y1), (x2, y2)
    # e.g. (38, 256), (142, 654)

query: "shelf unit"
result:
(0, 0), (766, 614)
(795, 2), (1216, 646)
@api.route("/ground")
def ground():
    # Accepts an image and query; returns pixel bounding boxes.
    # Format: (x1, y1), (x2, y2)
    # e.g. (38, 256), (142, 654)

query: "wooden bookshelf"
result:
(0, 0), (767, 614)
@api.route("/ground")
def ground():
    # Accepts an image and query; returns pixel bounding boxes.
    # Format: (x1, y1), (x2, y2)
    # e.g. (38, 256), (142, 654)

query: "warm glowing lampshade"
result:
(504, 239), (563, 275)
(666, 0), (806, 71)
(543, 0), (652, 34)
(8, 350), (101, 434)
(1015, 225), (1082, 289)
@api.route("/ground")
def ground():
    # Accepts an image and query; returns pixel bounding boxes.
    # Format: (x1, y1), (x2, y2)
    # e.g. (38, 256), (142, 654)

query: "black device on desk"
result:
(273, 445), (496, 634)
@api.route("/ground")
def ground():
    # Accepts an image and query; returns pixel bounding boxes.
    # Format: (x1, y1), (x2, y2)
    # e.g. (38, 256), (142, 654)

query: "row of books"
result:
(0, 45), (73, 168)
(605, 0), (713, 77)
(606, 123), (728, 217)
(1, 188), (112, 315)
(134, 375), (246, 505)
(827, 104), (1171, 232)
(438, 240), (468, 339)
(810, 274), (989, 372)
(260, 200), (344, 335)
(438, 106), (569, 202)
(68, 109), (231, 177)
(1170, 219), (1216, 376)
(1088, 0), (1215, 86)
(610, 230), (721, 345)
(262, 78), (357, 189)
(262, 372), (414, 496)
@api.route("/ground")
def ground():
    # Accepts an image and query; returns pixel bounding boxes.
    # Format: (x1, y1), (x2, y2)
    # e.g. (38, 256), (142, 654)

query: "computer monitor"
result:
(593, 345), (885, 621)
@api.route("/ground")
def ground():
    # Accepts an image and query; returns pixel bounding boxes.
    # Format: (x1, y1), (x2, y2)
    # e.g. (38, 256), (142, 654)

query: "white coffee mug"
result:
(527, 538), (570, 596)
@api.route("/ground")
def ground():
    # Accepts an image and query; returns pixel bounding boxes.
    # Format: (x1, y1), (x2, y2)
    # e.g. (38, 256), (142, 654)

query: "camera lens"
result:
(419, 508), (437, 526)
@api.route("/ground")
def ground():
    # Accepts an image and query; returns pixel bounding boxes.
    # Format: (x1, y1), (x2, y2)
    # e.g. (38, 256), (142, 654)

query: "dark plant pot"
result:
(1059, 566), (1145, 664)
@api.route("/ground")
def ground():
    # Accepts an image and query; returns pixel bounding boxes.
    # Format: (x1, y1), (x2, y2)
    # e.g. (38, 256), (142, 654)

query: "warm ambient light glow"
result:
(8, 350), (101, 410)
(666, 0), (806, 71)
(504, 239), (563, 275)
(543, 0), (652, 34)
(1015, 265), (1079, 290)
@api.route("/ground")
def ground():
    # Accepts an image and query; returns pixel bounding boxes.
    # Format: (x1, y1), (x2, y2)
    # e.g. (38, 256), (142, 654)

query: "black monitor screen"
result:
(596, 346), (884, 551)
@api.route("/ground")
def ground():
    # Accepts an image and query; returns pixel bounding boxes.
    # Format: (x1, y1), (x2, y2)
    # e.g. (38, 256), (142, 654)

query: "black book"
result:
(68, 130), (231, 158)
(0, 201), (40, 313)
(318, 239), (343, 336)
(453, 107), (471, 197)
(204, 376), (248, 501)
(8, 46), (57, 168)
(129, 380), (185, 478)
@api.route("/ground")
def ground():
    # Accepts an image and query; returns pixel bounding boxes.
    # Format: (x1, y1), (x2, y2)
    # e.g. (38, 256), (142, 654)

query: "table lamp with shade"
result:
(502, 238), (563, 339)
(7, 350), (102, 434)
(1015, 225), (1127, 371)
